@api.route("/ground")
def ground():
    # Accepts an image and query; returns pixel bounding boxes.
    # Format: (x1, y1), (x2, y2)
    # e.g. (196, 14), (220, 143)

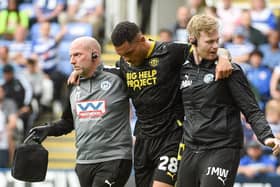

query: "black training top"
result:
(118, 41), (190, 137)
(180, 52), (274, 150)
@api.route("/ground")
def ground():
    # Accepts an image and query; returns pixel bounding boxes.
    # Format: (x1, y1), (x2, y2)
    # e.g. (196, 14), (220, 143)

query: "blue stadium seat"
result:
(0, 40), (11, 46)
(57, 41), (72, 75)
(29, 22), (60, 41)
(63, 22), (93, 41)
(0, 0), (7, 10)
(19, 3), (35, 19)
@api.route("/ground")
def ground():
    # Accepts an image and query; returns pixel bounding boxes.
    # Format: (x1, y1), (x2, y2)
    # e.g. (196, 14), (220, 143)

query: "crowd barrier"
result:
(1, 169), (280, 187)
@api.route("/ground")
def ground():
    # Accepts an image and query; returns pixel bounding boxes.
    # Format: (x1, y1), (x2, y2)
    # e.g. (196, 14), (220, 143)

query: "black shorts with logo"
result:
(134, 127), (183, 187)
(75, 159), (132, 187)
(176, 147), (241, 187)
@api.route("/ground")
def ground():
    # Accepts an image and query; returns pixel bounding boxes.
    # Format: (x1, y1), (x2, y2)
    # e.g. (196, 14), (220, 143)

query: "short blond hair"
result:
(187, 14), (219, 39)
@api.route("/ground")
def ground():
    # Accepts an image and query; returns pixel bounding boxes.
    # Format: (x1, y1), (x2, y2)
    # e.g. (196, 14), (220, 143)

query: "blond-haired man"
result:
(177, 14), (280, 187)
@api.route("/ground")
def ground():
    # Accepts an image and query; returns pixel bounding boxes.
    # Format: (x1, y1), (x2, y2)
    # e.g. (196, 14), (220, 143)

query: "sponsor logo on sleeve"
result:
(180, 74), (192, 89)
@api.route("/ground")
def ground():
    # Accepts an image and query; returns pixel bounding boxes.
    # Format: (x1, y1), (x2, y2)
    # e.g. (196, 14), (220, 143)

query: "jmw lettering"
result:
(206, 167), (229, 178)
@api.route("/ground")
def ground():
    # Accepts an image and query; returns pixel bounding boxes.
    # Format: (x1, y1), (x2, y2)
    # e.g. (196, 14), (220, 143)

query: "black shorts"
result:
(75, 159), (132, 187)
(176, 147), (241, 187)
(134, 127), (183, 187)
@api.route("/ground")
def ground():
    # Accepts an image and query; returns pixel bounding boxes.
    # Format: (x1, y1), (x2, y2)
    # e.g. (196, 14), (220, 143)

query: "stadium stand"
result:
(29, 22), (61, 41)
(62, 22), (93, 41)
(57, 41), (72, 75)
(1, 1), (280, 186)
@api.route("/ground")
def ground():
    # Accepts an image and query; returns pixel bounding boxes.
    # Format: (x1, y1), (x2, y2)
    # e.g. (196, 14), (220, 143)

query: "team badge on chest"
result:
(100, 81), (112, 91)
(149, 58), (159, 67)
(203, 73), (214, 84)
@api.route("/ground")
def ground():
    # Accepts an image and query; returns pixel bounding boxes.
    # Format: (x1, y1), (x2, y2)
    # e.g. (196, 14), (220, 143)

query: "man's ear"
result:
(188, 36), (197, 46)
(139, 35), (146, 42)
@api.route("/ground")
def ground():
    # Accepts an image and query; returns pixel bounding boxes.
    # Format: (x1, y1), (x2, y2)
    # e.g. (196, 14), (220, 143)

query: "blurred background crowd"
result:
(0, 0), (280, 182)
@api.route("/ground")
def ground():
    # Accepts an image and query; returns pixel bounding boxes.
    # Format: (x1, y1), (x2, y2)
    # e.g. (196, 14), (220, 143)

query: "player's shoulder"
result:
(166, 41), (189, 48)
(103, 64), (120, 74)
(173, 41), (189, 45)
(155, 41), (189, 55)
(231, 62), (243, 72)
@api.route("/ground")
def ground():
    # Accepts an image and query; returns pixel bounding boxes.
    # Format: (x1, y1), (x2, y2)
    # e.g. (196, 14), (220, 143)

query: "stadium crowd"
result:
(0, 0), (280, 183)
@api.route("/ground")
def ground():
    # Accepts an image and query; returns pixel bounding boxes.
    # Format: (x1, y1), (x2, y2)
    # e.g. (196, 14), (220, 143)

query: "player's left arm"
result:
(215, 48), (233, 81)
(227, 64), (280, 156)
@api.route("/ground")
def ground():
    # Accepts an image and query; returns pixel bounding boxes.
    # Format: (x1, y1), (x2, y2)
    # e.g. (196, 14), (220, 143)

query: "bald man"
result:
(29, 37), (133, 187)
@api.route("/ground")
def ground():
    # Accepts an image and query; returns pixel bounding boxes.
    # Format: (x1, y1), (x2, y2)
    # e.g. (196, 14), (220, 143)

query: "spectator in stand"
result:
(31, 21), (66, 73)
(259, 30), (280, 70)
(0, 46), (10, 76)
(187, 0), (206, 15)
(270, 65), (280, 100)
(23, 57), (54, 119)
(245, 50), (272, 110)
(204, 6), (218, 18)
(0, 0), (29, 40)
(0, 45), (33, 104)
(237, 140), (278, 179)
(60, 0), (104, 43)
(8, 25), (31, 67)
(34, 0), (65, 23)
(158, 28), (173, 42)
(59, 0), (79, 24)
(238, 9), (267, 47)
(265, 99), (280, 138)
(19, 0), (33, 3)
(31, 21), (67, 114)
(250, 0), (277, 36)
(241, 115), (256, 147)
(2, 64), (32, 136)
(204, 6), (223, 43)
(217, 0), (241, 43)
(172, 6), (191, 42)
(0, 46), (32, 135)
(223, 26), (255, 64)
(0, 85), (18, 168)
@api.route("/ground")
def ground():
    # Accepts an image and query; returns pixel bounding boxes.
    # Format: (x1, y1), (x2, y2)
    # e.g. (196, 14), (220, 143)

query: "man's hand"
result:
(216, 48), (233, 81)
(242, 167), (259, 178)
(29, 123), (51, 143)
(67, 70), (81, 85)
(264, 137), (280, 156)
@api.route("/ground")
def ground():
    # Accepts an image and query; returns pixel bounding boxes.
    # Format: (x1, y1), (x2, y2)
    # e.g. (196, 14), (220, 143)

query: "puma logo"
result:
(167, 171), (176, 181)
(105, 179), (116, 187)
(218, 176), (227, 186)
